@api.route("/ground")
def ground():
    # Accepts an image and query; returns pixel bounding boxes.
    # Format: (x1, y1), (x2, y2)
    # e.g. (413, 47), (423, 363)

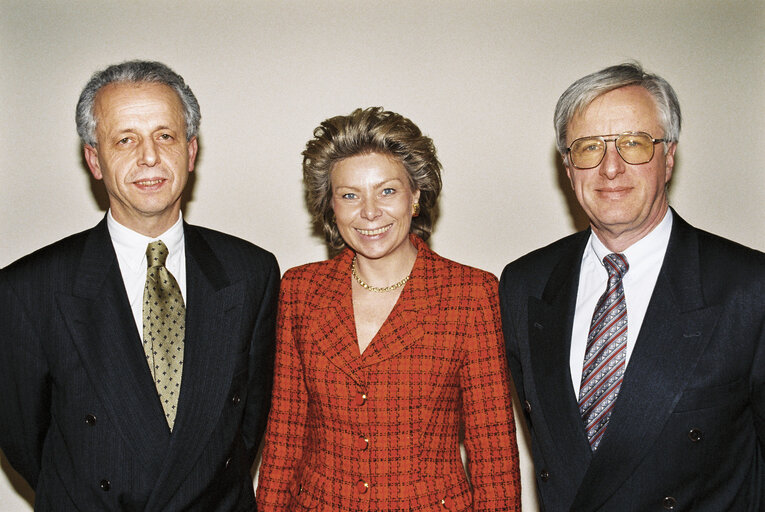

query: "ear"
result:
(663, 142), (677, 184)
(187, 136), (198, 173)
(563, 155), (575, 190)
(84, 144), (103, 180)
(412, 188), (421, 204)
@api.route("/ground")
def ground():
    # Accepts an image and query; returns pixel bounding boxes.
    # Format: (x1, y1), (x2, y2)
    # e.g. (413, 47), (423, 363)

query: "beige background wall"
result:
(1, 1), (763, 510)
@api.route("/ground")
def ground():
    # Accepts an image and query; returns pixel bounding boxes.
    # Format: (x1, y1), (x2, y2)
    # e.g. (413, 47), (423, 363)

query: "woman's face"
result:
(330, 152), (420, 263)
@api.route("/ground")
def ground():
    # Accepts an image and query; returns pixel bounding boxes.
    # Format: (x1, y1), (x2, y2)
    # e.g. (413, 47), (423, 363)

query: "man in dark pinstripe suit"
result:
(0, 60), (278, 511)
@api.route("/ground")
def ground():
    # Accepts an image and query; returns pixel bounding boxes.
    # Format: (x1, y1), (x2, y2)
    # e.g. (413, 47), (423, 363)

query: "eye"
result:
(341, 192), (357, 200)
(117, 137), (131, 145)
(382, 188), (395, 195)
(582, 143), (601, 152)
(158, 133), (173, 141)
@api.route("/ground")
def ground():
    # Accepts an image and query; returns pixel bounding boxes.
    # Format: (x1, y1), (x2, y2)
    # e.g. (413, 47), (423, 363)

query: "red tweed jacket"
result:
(256, 236), (521, 511)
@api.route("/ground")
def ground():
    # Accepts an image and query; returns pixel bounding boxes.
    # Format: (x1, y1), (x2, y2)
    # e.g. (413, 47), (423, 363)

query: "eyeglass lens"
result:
(570, 133), (656, 168)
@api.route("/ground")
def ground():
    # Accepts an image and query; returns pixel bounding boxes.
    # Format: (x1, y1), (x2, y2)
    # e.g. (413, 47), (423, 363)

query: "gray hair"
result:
(554, 62), (681, 156)
(75, 60), (201, 146)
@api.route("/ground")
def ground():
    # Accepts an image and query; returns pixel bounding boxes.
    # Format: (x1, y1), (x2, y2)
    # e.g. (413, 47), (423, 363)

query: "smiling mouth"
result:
(134, 178), (166, 186)
(356, 225), (392, 236)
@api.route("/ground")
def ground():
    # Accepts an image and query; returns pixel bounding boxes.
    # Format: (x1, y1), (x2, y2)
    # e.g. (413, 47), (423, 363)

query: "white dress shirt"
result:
(106, 210), (187, 341)
(569, 209), (673, 396)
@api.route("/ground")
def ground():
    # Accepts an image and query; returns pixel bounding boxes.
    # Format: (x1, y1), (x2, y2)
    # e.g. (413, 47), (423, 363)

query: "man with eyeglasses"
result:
(500, 62), (764, 511)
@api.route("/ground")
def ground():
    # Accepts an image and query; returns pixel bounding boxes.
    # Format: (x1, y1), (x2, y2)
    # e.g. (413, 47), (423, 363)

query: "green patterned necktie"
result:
(143, 240), (185, 431)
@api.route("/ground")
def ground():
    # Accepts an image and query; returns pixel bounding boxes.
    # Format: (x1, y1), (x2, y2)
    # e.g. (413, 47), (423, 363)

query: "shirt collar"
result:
(587, 208), (673, 268)
(106, 210), (185, 273)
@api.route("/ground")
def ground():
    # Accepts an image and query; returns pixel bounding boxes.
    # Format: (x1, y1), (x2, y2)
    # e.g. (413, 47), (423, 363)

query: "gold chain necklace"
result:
(351, 256), (410, 293)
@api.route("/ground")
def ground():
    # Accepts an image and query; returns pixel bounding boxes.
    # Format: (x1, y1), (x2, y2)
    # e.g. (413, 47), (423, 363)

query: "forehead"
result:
(567, 85), (662, 142)
(93, 81), (184, 129)
(331, 152), (410, 184)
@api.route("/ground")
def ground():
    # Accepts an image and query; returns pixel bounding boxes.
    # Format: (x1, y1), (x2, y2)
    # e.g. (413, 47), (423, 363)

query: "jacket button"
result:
(441, 497), (454, 509)
(231, 394), (241, 406)
(354, 436), (369, 450)
(687, 428), (702, 442)
(354, 392), (367, 406)
(540, 469), (550, 482)
(523, 400), (532, 414)
(662, 496), (677, 509)
(99, 479), (110, 491)
(85, 414), (97, 426)
(224, 457), (232, 469)
(354, 479), (369, 494)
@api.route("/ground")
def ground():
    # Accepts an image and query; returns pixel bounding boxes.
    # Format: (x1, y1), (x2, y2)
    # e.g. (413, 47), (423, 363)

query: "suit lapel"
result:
(360, 239), (429, 368)
(147, 224), (247, 510)
(56, 220), (170, 473)
(571, 214), (721, 510)
(529, 232), (594, 477)
(307, 251), (366, 384)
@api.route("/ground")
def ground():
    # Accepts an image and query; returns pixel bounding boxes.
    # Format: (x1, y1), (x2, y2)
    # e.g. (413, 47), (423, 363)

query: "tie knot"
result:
(146, 240), (169, 268)
(603, 253), (628, 279)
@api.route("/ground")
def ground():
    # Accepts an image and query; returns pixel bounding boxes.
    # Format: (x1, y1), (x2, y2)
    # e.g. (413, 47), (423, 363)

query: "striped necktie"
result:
(578, 252), (629, 450)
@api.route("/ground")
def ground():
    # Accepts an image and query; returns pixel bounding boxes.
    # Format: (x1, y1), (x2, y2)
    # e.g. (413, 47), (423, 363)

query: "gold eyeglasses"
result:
(566, 131), (666, 169)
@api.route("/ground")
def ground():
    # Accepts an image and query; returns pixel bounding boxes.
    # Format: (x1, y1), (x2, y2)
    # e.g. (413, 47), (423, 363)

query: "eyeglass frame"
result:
(565, 131), (667, 169)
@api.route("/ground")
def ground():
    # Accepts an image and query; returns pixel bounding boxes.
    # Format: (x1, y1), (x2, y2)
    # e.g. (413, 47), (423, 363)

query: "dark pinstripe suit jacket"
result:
(500, 212), (765, 511)
(0, 218), (279, 511)
(256, 235), (521, 511)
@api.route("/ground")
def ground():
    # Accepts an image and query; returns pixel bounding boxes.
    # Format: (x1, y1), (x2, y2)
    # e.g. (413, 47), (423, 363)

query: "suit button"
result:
(354, 436), (369, 450)
(687, 428), (703, 442)
(85, 414), (97, 426)
(224, 457), (232, 469)
(354, 392), (367, 406)
(539, 469), (550, 482)
(523, 400), (532, 414)
(441, 497), (454, 509)
(662, 496), (677, 509)
(231, 394), (241, 406)
(99, 479), (110, 491)
(354, 479), (369, 494)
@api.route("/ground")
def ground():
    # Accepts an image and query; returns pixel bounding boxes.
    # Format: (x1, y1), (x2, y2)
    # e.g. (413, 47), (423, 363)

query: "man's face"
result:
(84, 82), (198, 236)
(564, 85), (676, 250)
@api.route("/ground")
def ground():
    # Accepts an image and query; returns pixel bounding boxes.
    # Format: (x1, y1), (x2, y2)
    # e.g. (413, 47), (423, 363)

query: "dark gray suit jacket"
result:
(500, 212), (764, 511)
(0, 218), (279, 511)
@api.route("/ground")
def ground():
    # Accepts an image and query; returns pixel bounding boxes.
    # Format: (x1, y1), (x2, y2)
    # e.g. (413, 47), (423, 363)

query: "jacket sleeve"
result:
(241, 254), (280, 460)
(460, 273), (522, 510)
(0, 271), (51, 489)
(255, 271), (309, 511)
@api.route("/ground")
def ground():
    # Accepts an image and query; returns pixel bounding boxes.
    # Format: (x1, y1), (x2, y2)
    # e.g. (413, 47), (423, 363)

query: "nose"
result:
(360, 196), (382, 220)
(599, 143), (626, 179)
(138, 140), (159, 167)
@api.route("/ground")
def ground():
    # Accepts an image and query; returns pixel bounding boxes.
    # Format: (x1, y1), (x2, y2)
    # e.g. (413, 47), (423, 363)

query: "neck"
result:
(592, 203), (668, 253)
(353, 240), (417, 289)
(110, 209), (181, 238)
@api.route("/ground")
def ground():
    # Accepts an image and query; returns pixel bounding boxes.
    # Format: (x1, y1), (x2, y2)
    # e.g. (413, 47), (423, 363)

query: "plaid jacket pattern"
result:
(256, 236), (521, 511)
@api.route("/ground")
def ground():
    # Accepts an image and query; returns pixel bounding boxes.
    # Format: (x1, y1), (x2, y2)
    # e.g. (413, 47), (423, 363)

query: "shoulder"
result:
(500, 230), (587, 287)
(422, 244), (497, 285)
(185, 224), (279, 274)
(282, 256), (345, 291)
(416, 243), (499, 306)
(693, 227), (765, 270)
(680, 222), (765, 292)
(1, 225), (94, 283)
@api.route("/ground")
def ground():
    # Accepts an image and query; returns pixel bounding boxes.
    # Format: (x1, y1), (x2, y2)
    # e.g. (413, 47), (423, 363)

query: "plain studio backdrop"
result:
(1, 1), (763, 510)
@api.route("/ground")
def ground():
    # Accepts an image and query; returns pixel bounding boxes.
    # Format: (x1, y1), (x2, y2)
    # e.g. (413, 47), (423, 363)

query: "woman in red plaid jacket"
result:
(256, 107), (521, 511)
